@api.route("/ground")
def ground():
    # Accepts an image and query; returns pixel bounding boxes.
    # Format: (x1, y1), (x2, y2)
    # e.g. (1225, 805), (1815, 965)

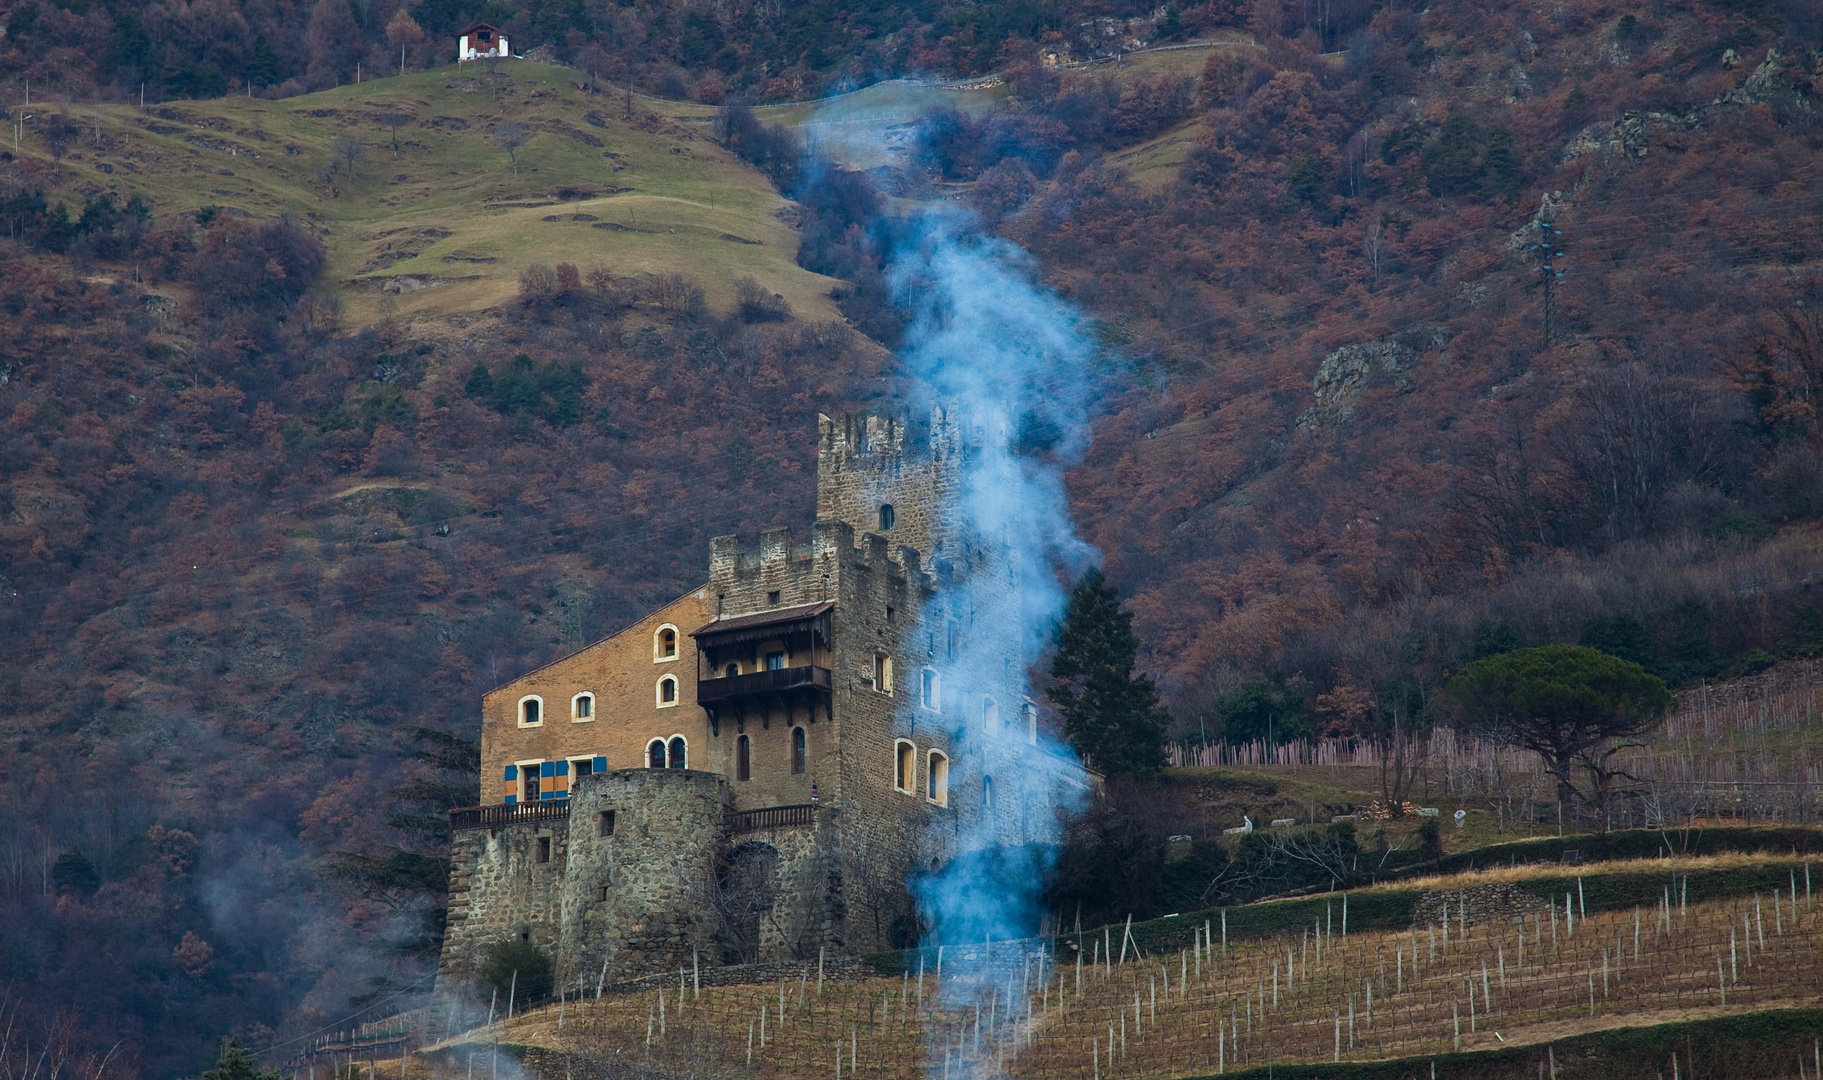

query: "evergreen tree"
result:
(1047, 567), (1170, 775)
(1443, 644), (1671, 824)
(200, 1038), (285, 1080)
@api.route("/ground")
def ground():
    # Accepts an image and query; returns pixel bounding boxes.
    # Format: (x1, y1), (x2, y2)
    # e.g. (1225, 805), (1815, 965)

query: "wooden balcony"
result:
(697, 665), (832, 707)
(449, 801), (572, 831)
(726, 804), (816, 834)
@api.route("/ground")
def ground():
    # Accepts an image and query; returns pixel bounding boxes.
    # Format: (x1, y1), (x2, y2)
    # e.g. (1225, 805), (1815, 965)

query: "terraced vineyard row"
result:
(488, 877), (1823, 1078)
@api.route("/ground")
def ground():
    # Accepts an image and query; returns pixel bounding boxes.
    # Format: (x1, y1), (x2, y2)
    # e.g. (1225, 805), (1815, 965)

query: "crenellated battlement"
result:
(815, 408), (961, 559)
(707, 518), (931, 621)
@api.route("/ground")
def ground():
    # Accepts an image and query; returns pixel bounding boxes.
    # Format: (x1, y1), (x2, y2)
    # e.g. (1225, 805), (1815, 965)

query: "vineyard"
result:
(1169, 661), (1823, 828)
(442, 867), (1823, 1080)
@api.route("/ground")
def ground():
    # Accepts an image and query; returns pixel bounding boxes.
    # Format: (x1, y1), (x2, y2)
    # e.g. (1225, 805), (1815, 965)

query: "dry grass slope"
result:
(19, 61), (844, 327)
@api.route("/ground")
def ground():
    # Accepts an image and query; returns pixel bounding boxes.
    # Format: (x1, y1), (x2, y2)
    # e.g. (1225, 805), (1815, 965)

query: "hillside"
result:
(7, 0), (1823, 1074)
(10, 62), (842, 325)
(0, 61), (895, 1079)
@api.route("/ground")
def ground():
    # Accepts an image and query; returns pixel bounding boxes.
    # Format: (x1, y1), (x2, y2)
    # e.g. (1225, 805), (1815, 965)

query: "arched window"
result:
(1022, 702), (1038, 746)
(657, 675), (678, 708)
(791, 727), (807, 774)
(668, 736), (687, 769)
(983, 774), (993, 807)
(725, 662), (740, 678)
(647, 739), (666, 768)
(894, 740), (916, 794)
(878, 503), (895, 530)
(982, 697), (998, 730)
(655, 625), (678, 661)
(926, 751), (949, 806)
(518, 696), (543, 727)
(872, 653), (893, 694)
(737, 735), (751, 781)
(572, 692), (594, 722)
(920, 668), (940, 711)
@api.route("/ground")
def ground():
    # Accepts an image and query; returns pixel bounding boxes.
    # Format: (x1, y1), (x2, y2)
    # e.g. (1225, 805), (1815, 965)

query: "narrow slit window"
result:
(792, 726), (807, 774)
(536, 836), (551, 863)
(873, 653), (892, 693)
(737, 735), (752, 781)
(599, 810), (616, 837)
(982, 697), (998, 730)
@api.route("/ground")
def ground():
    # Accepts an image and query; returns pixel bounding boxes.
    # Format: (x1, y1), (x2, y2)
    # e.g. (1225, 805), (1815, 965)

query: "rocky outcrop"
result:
(1560, 47), (1816, 167)
(1297, 329), (1443, 430)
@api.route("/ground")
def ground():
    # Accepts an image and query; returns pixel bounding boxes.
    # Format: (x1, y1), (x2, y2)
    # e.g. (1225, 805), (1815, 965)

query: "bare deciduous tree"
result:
(493, 121), (529, 176)
(841, 825), (913, 950)
(332, 134), (365, 178)
(1363, 219), (1384, 277)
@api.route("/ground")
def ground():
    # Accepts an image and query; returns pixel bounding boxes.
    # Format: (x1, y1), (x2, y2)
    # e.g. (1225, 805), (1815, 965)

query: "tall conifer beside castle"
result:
(1048, 568), (1170, 775)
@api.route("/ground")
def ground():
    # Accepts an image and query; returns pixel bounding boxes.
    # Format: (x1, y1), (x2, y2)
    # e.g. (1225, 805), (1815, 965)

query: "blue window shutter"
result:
(504, 764), (517, 780)
(541, 761), (554, 777)
(505, 794), (517, 805)
(593, 755), (607, 773)
(556, 760), (569, 776)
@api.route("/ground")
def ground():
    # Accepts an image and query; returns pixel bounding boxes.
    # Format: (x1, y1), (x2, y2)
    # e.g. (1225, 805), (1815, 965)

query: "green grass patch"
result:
(1183, 1008), (1823, 1079)
(1406, 826), (1823, 877)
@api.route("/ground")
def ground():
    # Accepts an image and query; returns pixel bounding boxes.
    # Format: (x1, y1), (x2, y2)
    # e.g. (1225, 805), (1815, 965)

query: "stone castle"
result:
(435, 410), (1093, 999)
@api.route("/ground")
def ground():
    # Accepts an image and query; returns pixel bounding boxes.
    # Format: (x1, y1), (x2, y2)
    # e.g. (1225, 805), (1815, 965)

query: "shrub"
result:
(477, 938), (553, 1004)
(51, 851), (99, 897)
(518, 263), (560, 306)
(733, 275), (792, 322)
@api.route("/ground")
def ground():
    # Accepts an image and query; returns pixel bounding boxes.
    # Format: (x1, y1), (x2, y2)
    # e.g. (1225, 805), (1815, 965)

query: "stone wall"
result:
(557, 768), (732, 989)
(1413, 882), (1554, 929)
(438, 816), (569, 994)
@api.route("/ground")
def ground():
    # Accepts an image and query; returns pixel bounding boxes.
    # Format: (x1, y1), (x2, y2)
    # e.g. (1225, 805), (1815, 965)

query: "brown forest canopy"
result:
(6, 0), (1823, 1073)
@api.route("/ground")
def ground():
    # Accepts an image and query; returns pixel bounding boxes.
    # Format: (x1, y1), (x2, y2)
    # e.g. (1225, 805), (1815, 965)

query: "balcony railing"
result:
(697, 665), (832, 706)
(449, 801), (572, 831)
(727, 804), (816, 833)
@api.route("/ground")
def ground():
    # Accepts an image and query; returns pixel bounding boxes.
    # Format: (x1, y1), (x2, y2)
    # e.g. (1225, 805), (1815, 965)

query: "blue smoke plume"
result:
(888, 210), (1100, 961)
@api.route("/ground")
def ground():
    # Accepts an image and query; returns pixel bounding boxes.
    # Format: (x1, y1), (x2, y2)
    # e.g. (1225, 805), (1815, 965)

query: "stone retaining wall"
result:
(1413, 882), (1552, 928)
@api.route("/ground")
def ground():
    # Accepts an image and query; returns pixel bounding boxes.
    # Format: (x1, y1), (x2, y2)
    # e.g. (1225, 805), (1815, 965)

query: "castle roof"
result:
(692, 601), (833, 647)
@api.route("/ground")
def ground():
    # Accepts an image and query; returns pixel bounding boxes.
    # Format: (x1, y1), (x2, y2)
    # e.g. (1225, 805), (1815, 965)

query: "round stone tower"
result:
(558, 768), (732, 987)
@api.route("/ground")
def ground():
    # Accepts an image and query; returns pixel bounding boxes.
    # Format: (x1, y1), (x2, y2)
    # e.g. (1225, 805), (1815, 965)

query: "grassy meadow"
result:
(19, 61), (844, 327)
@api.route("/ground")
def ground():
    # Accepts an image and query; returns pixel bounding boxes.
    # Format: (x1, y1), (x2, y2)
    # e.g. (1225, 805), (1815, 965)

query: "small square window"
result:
(767, 590), (781, 605)
(599, 810), (616, 837)
(596, 885), (609, 902)
(536, 836), (551, 863)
